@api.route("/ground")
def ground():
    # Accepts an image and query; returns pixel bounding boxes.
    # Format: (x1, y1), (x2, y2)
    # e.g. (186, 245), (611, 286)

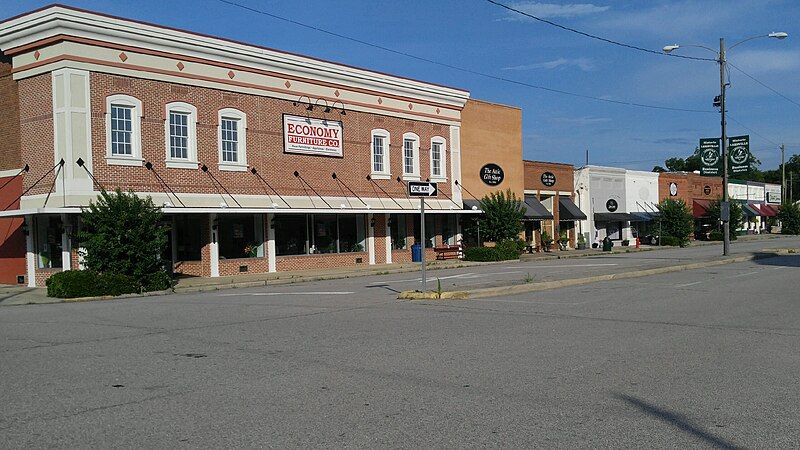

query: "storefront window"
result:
(275, 214), (308, 256)
(219, 214), (263, 259)
(338, 214), (365, 253)
(312, 214), (338, 253)
(36, 215), (63, 269)
(413, 215), (436, 248)
(442, 214), (457, 245)
(390, 214), (407, 250)
(174, 215), (204, 261)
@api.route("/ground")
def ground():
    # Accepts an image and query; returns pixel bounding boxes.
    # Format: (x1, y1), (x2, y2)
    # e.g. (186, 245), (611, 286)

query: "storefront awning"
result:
(558, 197), (587, 220)
(760, 204), (778, 217)
(742, 203), (760, 217)
(629, 211), (660, 222)
(523, 196), (554, 220)
(693, 199), (711, 219)
(463, 199), (482, 212)
(594, 212), (635, 222)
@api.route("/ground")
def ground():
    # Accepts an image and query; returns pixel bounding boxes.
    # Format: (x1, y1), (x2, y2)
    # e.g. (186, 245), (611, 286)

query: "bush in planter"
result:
(660, 236), (681, 247)
(464, 239), (522, 262)
(464, 247), (502, 262)
(708, 230), (724, 241)
(778, 202), (800, 235)
(46, 270), (140, 298)
(657, 199), (693, 247)
(540, 230), (553, 251)
(577, 233), (587, 249)
(478, 190), (525, 242)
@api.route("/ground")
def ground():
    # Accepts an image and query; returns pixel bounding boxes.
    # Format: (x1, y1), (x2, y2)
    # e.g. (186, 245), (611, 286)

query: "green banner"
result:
(699, 138), (721, 176)
(728, 135), (750, 175)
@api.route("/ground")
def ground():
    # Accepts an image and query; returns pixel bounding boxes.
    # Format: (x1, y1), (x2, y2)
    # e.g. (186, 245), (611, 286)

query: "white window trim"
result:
(105, 94), (143, 166)
(165, 102), (199, 169)
(370, 128), (391, 180)
(401, 132), (420, 181)
(429, 136), (447, 182)
(217, 108), (248, 172)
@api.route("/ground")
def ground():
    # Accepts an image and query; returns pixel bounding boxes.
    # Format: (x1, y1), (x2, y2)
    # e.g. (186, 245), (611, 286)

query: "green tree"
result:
(79, 189), (171, 290)
(478, 189), (524, 242)
(778, 201), (800, 235)
(664, 157), (686, 172)
(657, 199), (693, 246)
(706, 198), (744, 241)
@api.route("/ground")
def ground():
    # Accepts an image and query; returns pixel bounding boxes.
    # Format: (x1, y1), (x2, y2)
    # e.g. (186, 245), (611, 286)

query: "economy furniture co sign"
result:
(283, 115), (343, 157)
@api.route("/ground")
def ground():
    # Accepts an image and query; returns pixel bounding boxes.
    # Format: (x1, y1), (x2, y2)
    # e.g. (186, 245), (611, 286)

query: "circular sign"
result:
(730, 146), (748, 165)
(701, 148), (720, 166)
(480, 163), (504, 186)
(703, 185), (712, 196)
(541, 172), (556, 187)
(669, 182), (678, 196)
(606, 199), (618, 212)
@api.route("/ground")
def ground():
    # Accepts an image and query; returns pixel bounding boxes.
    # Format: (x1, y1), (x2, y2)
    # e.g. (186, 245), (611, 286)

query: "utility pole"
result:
(720, 37), (730, 256)
(781, 143), (786, 204)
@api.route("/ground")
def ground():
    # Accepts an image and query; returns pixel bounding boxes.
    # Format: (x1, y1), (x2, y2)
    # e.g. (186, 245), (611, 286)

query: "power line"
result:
(215, 0), (713, 114)
(726, 114), (780, 147)
(484, 0), (717, 62)
(727, 62), (800, 109)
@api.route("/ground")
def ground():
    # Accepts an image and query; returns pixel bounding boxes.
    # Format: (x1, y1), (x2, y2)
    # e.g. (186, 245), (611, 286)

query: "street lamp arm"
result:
(662, 44), (719, 57)
(729, 32), (789, 51)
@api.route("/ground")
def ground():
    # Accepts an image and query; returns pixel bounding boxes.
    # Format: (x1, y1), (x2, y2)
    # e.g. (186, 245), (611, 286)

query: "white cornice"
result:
(0, 6), (470, 108)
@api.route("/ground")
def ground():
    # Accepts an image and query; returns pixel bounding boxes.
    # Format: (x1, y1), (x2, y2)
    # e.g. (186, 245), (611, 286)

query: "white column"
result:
(367, 213), (376, 265)
(267, 213), (276, 273)
(209, 213), (219, 277)
(385, 213), (392, 264)
(456, 215), (463, 247)
(60, 213), (71, 271)
(25, 215), (36, 287)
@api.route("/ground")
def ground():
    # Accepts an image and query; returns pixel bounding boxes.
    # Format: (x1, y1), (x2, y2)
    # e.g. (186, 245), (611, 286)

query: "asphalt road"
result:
(1, 250), (799, 447)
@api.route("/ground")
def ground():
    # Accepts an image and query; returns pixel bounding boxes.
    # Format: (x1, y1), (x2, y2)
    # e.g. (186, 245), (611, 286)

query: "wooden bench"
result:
(434, 245), (462, 260)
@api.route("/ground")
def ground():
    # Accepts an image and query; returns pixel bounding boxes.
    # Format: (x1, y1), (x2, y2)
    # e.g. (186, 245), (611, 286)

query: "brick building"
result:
(0, 5), (489, 286)
(523, 161), (585, 249)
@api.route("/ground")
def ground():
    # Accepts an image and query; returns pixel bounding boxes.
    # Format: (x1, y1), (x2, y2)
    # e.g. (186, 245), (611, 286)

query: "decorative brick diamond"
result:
(118, 52), (127, 62)
(436, 108), (441, 114)
(228, 70), (235, 79)
(176, 61), (185, 71)
(334, 90), (340, 97)
(34, 50), (41, 60)
(408, 103), (413, 110)
(284, 80), (291, 88)
(377, 98), (382, 104)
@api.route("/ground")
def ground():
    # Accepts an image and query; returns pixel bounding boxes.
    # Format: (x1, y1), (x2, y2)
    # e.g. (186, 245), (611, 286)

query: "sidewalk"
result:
(1, 233), (794, 307)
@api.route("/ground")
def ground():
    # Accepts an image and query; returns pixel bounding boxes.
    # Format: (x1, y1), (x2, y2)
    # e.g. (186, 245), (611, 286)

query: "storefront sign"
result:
(541, 172), (556, 187)
(669, 182), (678, 196)
(606, 199), (618, 212)
(765, 184), (782, 204)
(700, 138), (721, 176)
(728, 135), (750, 175)
(283, 114), (343, 157)
(703, 185), (712, 196)
(480, 164), (504, 186)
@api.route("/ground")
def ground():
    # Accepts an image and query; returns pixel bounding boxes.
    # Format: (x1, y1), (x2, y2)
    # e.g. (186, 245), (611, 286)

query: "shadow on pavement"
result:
(614, 393), (744, 450)
(752, 253), (800, 267)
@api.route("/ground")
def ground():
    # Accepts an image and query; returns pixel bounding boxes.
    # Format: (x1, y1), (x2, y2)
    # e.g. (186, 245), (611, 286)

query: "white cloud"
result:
(502, 57), (595, 71)
(550, 116), (612, 125)
(500, 2), (610, 20)
(729, 49), (800, 74)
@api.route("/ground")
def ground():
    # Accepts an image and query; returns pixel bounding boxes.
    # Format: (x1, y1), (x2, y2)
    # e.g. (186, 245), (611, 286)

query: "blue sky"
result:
(3, 0), (800, 170)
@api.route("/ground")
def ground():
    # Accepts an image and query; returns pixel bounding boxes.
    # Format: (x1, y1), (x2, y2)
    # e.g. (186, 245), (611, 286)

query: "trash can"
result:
(411, 244), (423, 262)
(602, 237), (614, 252)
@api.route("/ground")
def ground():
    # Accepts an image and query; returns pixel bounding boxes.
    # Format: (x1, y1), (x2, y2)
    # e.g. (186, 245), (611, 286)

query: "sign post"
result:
(408, 181), (438, 292)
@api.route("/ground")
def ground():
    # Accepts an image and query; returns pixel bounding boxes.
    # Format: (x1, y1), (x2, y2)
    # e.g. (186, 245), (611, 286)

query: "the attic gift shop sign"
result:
(480, 163), (504, 186)
(283, 115), (343, 157)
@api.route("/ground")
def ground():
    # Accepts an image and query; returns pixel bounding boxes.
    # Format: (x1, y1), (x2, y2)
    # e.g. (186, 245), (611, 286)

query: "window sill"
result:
(429, 176), (448, 183)
(106, 156), (143, 167)
(402, 175), (421, 182)
(166, 160), (199, 170)
(370, 173), (391, 180)
(218, 163), (248, 172)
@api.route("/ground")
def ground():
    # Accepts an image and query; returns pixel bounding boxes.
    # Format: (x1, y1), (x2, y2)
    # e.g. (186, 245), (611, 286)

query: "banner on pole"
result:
(699, 138), (722, 176)
(728, 135), (750, 175)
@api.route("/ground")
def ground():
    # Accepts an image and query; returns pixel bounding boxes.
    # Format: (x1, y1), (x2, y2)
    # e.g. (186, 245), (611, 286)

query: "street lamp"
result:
(663, 32), (788, 256)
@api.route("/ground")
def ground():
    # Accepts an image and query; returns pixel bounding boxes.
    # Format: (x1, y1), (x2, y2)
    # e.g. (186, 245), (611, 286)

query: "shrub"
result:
(657, 199), (693, 246)
(660, 236), (681, 247)
(708, 230), (724, 241)
(478, 190), (525, 242)
(463, 240), (522, 262)
(778, 202), (800, 235)
(46, 270), (140, 299)
(706, 198), (743, 241)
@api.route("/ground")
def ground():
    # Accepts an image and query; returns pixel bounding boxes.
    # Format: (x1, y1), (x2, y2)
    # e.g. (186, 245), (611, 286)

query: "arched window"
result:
(402, 132), (420, 181)
(429, 136), (447, 180)
(370, 129), (391, 179)
(105, 94), (143, 166)
(165, 102), (198, 169)
(217, 108), (247, 171)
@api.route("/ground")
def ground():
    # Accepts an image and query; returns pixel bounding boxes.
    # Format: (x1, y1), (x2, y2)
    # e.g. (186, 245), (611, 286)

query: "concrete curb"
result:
(397, 291), (469, 300)
(462, 253), (774, 300)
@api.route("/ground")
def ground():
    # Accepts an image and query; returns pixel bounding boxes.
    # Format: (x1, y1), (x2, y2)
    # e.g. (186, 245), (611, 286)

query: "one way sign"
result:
(408, 181), (438, 197)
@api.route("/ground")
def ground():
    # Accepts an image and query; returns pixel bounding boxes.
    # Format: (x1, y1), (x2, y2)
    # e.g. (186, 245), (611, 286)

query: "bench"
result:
(434, 245), (462, 260)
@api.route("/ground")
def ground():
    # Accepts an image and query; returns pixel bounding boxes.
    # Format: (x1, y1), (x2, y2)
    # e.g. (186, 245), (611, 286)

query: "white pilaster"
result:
(209, 213), (219, 277)
(449, 125), (462, 205)
(385, 213), (392, 264)
(267, 213), (276, 273)
(60, 213), (71, 271)
(25, 215), (35, 287)
(367, 213), (376, 265)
